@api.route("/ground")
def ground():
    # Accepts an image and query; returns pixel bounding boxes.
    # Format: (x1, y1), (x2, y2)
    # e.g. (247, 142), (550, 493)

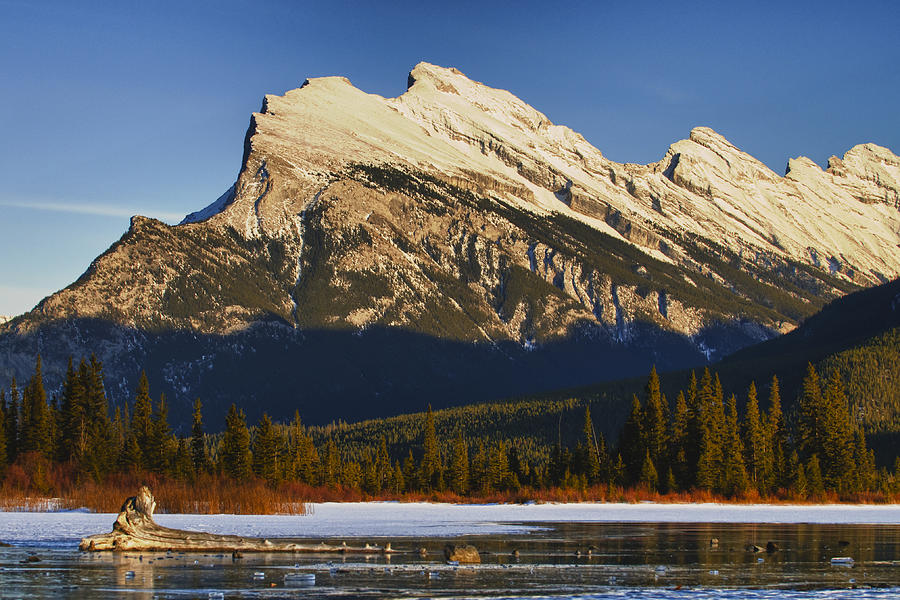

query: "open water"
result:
(2, 518), (900, 598)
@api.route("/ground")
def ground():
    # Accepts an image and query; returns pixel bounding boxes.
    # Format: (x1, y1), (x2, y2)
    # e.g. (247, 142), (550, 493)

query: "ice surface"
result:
(3, 501), (900, 548)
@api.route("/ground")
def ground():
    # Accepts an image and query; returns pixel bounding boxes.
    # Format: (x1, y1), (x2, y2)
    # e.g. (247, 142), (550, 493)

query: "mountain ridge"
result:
(1, 62), (897, 427)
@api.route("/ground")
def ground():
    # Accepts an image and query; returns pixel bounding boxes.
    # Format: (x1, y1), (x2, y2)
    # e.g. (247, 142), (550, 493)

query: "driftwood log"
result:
(79, 486), (395, 554)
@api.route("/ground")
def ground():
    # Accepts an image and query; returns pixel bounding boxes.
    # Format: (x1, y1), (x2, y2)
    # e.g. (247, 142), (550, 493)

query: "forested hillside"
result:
(1, 352), (897, 509)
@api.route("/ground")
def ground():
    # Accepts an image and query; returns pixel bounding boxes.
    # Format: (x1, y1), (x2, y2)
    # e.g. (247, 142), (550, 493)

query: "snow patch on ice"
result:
(4, 501), (900, 548)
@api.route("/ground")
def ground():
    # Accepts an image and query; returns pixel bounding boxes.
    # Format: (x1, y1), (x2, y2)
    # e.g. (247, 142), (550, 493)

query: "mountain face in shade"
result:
(1, 63), (898, 428)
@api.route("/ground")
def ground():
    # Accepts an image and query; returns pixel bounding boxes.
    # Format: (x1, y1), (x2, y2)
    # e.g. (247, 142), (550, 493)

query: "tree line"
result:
(0, 356), (896, 500)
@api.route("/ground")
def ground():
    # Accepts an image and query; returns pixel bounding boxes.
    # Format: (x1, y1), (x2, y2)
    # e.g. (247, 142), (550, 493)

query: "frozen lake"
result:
(2, 502), (900, 598)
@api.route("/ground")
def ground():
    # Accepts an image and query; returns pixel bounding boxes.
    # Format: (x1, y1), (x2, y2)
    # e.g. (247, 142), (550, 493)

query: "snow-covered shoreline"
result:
(2, 501), (900, 547)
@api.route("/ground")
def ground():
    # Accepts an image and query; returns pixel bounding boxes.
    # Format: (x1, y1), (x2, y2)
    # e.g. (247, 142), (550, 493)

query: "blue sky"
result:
(1, 0), (898, 316)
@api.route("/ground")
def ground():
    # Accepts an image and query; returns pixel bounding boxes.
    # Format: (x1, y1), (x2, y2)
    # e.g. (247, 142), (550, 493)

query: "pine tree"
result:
(221, 404), (252, 481)
(448, 432), (469, 494)
(419, 405), (441, 491)
(190, 399), (208, 475)
(252, 413), (279, 483)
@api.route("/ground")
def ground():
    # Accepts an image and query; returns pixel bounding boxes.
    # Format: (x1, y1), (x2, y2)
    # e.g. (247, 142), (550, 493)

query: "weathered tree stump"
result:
(79, 486), (395, 554)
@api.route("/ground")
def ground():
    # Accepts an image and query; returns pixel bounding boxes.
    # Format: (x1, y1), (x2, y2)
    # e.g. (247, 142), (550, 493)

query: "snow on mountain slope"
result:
(208, 62), (899, 284)
(2, 63), (898, 425)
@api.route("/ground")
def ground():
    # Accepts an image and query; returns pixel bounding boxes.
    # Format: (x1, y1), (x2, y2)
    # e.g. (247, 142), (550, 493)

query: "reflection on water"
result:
(2, 521), (900, 598)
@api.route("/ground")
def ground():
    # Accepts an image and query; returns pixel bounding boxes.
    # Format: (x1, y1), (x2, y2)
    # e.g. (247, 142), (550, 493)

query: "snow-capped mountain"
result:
(1, 63), (898, 427)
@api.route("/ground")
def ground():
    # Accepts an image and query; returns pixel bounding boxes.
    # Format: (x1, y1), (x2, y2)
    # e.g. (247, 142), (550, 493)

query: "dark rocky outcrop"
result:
(444, 543), (480, 564)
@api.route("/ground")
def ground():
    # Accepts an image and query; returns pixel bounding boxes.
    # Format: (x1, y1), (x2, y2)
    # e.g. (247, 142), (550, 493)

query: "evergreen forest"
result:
(0, 354), (898, 513)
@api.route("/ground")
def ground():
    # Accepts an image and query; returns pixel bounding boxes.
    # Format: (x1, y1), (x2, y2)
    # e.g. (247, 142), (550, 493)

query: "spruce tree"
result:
(173, 438), (193, 480)
(81, 356), (113, 476)
(618, 395), (645, 485)
(669, 390), (690, 490)
(320, 438), (339, 488)
(695, 369), (724, 491)
(130, 372), (153, 470)
(6, 378), (19, 462)
(252, 413), (279, 483)
(470, 442), (488, 493)
(419, 405), (441, 491)
(487, 441), (513, 491)
(190, 399), (208, 475)
(639, 449), (658, 492)
(287, 412), (317, 485)
(742, 382), (768, 493)
(375, 435), (391, 491)
(806, 454), (825, 497)
(111, 405), (125, 466)
(642, 367), (667, 472)
(853, 429), (877, 492)
(148, 394), (172, 474)
(766, 376), (787, 492)
(58, 357), (84, 462)
(788, 450), (806, 497)
(798, 363), (825, 459)
(20, 356), (52, 458)
(448, 433), (469, 494)
(722, 394), (749, 496)
(582, 406), (603, 484)
(402, 449), (417, 491)
(0, 390), (7, 475)
(221, 404), (252, 481)
(392, 460), (405, 494)
(819, 370), (855, 492)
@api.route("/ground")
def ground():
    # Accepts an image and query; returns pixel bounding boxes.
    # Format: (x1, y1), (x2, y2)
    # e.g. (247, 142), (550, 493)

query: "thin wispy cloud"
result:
(0, 199), (183, 222)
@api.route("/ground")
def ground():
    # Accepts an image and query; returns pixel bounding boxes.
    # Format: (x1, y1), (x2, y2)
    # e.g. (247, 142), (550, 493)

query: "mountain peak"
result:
(3, 62), (900, 427)
(406, 62), (470, 92)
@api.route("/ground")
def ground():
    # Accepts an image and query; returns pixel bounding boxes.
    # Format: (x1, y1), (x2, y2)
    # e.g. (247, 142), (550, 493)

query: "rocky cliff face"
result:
(1, 63), (898, 427)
